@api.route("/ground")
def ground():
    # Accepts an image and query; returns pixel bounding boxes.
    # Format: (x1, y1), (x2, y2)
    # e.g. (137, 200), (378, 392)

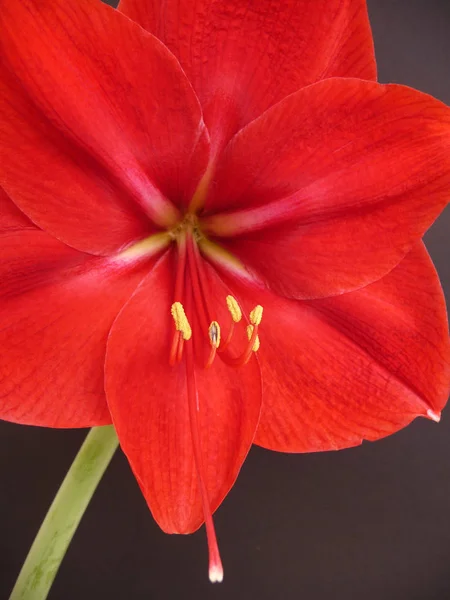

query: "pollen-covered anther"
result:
(226, 295), (242, 323)
(246, 325), (260, 352)
(171, 301), (192, 340)
(249, 305), (263, 326)
(219, 295), (242, 352)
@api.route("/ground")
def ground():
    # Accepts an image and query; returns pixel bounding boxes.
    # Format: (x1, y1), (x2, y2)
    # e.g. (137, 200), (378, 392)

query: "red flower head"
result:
(1, 0), (449, 581)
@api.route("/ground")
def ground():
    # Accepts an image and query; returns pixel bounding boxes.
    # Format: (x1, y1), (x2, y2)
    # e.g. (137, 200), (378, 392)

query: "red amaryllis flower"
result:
(1, 0), (449, 581)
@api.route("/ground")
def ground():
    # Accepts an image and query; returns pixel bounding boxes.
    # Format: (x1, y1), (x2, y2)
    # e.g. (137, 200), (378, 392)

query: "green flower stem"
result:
(10, 425), (119, 600)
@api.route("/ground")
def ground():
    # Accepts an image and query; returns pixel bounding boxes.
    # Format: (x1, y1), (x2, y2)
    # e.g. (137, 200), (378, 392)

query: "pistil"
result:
(184, 292), (224, 583)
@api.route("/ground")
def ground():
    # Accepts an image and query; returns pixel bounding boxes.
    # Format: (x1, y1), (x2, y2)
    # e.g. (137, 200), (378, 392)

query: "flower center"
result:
(169, 227), (262, 370)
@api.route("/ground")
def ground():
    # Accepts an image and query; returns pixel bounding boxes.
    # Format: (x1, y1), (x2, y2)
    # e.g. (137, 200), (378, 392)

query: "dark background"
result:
(1, 1), (450, 599)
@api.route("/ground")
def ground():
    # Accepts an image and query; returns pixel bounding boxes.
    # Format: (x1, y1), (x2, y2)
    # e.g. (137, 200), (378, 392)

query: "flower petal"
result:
(0, 228), (150, 427)
(240, 242), (449, 452)
(0, 186), (33, 231)
(119, 0), (376, 153)
(204, 78), (450, 298)
(0, 0), (209, 253)
(105, 250), (261, 533)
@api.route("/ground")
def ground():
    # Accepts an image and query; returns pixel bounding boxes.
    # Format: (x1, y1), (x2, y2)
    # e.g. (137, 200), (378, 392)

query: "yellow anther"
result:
(208, 321), (221, 348)
(249, 305), (263, 326)
(226, 295), (242, 323)
(246, 325), (260, 352)
(171, 302), (192, 340)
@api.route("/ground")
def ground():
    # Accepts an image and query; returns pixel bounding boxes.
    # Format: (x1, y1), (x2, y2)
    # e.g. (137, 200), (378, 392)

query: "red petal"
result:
(204, 78), (450, 298)
(0, 229), (150, 427)
(105, 250), (261, 533)
(0, 186), (33, 231)
(245, 242), (449, 451)
(0, 0), (209, 253)
(119, 0), (376, 153)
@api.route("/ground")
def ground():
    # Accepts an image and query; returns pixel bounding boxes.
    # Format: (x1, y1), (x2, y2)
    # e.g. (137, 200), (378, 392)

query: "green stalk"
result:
(10, 425), (119, 600)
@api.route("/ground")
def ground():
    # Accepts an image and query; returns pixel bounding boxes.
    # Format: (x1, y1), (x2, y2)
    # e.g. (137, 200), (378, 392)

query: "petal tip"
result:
(426, 409), (441, 423)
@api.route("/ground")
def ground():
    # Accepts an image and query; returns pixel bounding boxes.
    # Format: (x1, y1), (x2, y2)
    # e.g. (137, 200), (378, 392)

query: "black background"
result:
(1, 1), (450, 599)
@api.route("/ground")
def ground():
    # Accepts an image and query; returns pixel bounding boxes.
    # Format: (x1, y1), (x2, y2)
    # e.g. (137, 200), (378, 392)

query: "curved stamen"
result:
(220, 305), (263, 367)
(219, 295), (242, 352)
(220, 323), (259, 367)
(246, 325), (260, 352)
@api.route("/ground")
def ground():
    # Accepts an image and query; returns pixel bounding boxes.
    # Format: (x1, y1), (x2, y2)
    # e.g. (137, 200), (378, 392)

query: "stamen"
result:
(249, 305), (263, 326)
(208, 321), (221, 348)
(176, 336), (185, 363)
(220, 303), (264, 367)
(226, 295), (242, 323)
(171, 302), (192, 340)
(169, 330), (181, 366)
(218, 295), (242, 353)
(169, 237), (189, 366)
(246, 325), (260, 352)
(205, 321), (221, 369)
